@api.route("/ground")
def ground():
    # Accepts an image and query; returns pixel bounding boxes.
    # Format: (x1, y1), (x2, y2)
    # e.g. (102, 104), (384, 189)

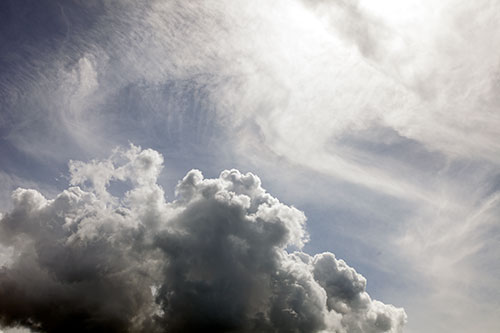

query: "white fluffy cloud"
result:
(0, 145), (405, 332)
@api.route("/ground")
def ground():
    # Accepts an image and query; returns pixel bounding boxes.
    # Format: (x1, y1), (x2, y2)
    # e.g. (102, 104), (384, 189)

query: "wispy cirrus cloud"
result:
(1, 1), (499, 332)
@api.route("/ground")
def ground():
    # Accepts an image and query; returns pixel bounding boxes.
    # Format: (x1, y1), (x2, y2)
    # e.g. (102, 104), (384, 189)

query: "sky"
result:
(0, 0), (499, 332)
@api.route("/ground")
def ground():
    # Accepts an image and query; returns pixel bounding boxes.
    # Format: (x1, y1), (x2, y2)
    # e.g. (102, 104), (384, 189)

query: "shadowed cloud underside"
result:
(0, 146), (405, 333)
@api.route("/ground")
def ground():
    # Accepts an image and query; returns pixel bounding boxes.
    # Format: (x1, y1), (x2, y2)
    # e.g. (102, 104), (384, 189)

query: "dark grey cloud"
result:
(0, 146), (406, 332)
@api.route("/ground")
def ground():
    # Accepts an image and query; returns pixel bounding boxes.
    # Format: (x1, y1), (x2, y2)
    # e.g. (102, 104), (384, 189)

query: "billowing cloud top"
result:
(0, 145), (405, 332)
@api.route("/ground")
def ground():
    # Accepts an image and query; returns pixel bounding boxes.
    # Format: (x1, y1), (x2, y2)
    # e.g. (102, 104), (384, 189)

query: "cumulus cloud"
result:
(2, 1), (500, 332)
(0, 145), (405, 332)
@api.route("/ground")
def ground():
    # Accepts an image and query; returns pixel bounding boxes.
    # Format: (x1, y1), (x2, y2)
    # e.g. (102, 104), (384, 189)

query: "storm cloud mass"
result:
(2, 0), (500, 332)
(0, 146), (405, 332)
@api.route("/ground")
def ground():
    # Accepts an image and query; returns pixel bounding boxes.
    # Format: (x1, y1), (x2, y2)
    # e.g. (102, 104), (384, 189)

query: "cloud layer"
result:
(0, 145), (406, 332)
(1, 1), (499, 332)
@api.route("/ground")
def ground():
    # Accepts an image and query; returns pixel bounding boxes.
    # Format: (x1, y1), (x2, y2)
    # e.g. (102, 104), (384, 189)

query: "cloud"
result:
(301, 0), (396, 61)
(0, 145), (405, 332)
(2, 0), (500, 188)
(2, 1), (499, 332)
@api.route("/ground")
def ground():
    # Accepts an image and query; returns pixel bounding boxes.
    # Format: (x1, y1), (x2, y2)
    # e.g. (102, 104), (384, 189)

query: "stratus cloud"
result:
(0, 145), (405, 333)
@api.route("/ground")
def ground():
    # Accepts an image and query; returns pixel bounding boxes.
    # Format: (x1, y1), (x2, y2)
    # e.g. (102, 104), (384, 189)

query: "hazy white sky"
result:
(1, 0), (499, 332)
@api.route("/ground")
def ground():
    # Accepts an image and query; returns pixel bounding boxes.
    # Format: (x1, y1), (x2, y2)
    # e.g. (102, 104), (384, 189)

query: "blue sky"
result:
(1, 1), (500, 332)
